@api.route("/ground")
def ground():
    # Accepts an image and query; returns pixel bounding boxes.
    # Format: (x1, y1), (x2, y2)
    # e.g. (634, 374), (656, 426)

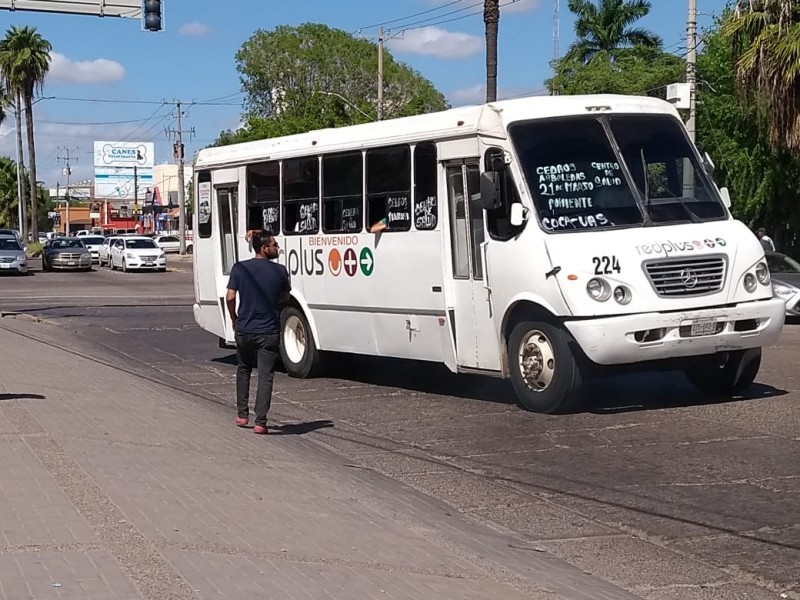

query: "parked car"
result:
(79, 235), (106, 264)
(0, 228), (22, 243)
(152, 234), (181, 253)
(766, 251), (800, 317)
(98, 236), (123, 267)
(42, 237), (93, 271)
(0, 234), (28, 274)
(109, 236), (167, 272)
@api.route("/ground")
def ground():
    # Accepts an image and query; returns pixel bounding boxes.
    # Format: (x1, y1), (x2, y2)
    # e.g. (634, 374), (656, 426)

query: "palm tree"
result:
(566, 0), (662, 64)
(0, 25), (52, 242)
(723, 0), (800, 152)
(484, 0), (500, 102)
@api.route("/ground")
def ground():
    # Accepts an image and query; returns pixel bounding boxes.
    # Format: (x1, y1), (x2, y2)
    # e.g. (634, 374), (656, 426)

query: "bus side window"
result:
(282, 157), (319, 235)
(413, 142), (438, 231)
(367, 145), (411, 232)
(322, 152), (363, 233)
(484, 148), (522, 241)
(197, 171), (212, 238)
(247, 161), (280, 234)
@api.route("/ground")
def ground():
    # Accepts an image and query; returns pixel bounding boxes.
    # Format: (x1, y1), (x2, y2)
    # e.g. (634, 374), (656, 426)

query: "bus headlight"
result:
(586, 278), (611, 302)
(613, 285), (632, 305)
(743, 273), (757, 293)
(755, 262), (770, 285)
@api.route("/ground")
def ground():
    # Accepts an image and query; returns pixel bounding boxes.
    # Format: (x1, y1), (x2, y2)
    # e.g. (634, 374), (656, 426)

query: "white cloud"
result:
(49, 52), (125, 84)
(428, 0), (543, 14)
(386, 26), (482, 59)
(179, 22), (211, 36)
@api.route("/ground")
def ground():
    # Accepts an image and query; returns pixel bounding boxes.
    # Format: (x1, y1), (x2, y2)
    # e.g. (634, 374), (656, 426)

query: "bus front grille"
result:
(644, 256), (727, 297)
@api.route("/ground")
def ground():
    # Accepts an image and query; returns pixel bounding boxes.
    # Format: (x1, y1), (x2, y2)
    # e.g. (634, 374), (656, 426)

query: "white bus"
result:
(192, 94), (785, 413)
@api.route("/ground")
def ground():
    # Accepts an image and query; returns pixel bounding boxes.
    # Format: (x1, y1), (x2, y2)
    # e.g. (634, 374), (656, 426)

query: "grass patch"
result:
(26, 242), (43, 257)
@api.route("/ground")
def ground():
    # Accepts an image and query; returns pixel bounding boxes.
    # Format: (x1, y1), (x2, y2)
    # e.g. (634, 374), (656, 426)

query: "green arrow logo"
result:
(359, 247), (374, 276)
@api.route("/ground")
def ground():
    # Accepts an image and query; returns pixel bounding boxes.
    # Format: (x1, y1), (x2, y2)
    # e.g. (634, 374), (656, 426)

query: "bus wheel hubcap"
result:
(283, 315), (306, 365)
(519, 330), (555, 391)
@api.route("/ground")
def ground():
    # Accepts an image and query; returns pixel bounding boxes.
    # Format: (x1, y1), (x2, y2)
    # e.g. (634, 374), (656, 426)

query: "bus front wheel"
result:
(508, 320), (583, 414)
(684, 348), (761, 396)
(280, 307), (323, 378)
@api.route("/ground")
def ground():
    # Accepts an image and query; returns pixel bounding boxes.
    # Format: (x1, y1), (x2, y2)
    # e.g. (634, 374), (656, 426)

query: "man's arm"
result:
(226, 288), (238, 329)
(279, 267), (291, 306)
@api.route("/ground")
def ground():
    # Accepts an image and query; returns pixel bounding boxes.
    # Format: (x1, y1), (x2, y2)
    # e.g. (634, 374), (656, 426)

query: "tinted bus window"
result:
(323, 152), (363, 233)
(414, 142), (438, 230)
(247, 161), (280, 235)
(283, 157), (319, 235)
(366, 145), (411, 232)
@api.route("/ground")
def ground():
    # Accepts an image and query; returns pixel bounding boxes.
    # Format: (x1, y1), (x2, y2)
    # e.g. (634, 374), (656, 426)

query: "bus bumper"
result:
(564, 297), (786, 365)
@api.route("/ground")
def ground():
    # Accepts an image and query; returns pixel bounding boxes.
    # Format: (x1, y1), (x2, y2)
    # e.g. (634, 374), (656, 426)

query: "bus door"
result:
(215, 184), (239, 342)
(444, 161), (501, 371)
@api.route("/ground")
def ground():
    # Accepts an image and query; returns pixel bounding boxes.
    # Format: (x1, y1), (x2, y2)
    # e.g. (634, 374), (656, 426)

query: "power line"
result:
(355, 0), (465, 31)
(387, 1), (482, 32)
(395, 0), (522, 33)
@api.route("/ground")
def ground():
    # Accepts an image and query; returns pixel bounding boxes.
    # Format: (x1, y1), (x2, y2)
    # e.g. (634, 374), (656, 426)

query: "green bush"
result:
(26, 241), (43, 257)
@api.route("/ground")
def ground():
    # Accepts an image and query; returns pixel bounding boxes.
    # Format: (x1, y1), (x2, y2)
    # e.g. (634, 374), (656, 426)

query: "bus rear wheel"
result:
(508, 320), (583, 414)
(684, 348), (761, 396)
(280, 307), (323, 378)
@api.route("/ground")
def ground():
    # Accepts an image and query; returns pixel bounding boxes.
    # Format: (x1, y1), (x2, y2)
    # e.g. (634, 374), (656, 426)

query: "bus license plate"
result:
(689, 319), (718, 337)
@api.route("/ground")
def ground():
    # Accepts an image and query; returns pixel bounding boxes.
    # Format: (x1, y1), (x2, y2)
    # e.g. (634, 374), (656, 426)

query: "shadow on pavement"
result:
(0, 393), (46, 401)
(211, 351), (786, 413)
(270, 420), (334, 435)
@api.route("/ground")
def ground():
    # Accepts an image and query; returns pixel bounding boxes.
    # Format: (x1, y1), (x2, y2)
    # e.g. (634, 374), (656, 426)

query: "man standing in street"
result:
(225, 232), (290, 434)
(756, 227), (776, 252)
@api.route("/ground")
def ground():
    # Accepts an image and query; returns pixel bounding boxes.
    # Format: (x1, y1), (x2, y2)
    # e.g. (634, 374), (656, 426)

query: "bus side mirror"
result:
(719, 186), (731, 208)
(480, 171), (502, 210)
(703, 152), (715, 175)
(510, 203), (527, 227)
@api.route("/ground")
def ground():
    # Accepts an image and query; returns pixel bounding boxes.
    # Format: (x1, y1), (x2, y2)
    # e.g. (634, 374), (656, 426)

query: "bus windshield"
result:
(509, 114), (726, 233)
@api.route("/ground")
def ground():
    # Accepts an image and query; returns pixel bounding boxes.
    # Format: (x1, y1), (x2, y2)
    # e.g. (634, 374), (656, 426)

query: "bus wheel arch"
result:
(501, 301), (584, 414)
(280, 300), (325, 378)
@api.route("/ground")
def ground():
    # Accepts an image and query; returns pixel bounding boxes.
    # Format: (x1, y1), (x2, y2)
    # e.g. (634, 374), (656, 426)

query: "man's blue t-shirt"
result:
(227, 259), (290, 334)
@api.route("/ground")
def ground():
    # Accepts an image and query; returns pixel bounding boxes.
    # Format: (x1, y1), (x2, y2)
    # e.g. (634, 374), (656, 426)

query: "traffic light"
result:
(143, 0), (162, 32)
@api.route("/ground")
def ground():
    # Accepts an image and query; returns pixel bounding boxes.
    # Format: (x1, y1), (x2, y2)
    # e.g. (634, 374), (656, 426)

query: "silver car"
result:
(42, 237), (93, 271)
(0, 235), (28, 274)
(767, 252), (800, 317)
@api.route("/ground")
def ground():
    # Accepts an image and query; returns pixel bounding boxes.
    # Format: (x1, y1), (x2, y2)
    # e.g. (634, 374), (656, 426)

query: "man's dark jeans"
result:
(235, 332), (280, 427)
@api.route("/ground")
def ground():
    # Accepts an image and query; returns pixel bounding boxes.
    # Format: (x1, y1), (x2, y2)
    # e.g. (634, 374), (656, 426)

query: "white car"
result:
(98, 236), (122, 267)
(108, 236), (167, 272)
(80, 235), (106, 263)
(152, 234), (181, 253)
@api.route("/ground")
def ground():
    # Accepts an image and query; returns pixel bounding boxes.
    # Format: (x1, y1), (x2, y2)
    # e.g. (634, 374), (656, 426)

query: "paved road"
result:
(2, 264), (798, 600)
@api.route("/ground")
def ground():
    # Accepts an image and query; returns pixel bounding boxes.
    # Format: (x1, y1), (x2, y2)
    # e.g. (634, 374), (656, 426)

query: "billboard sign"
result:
(94, 141), (155, 169)
(94, 166), (153, 200)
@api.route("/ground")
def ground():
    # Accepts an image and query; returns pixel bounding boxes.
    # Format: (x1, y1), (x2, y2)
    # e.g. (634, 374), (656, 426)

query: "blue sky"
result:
(0, 0), (729, 188)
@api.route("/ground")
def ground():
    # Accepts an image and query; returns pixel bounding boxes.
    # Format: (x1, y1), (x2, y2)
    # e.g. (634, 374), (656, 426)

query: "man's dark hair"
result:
(251, 231), (268, 252)
(757, 227), (767, 235)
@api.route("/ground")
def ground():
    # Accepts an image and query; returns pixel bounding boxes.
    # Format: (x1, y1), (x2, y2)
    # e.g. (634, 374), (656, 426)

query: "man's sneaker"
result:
(235, 417), (249, 427)
(253, 425), (268, 435)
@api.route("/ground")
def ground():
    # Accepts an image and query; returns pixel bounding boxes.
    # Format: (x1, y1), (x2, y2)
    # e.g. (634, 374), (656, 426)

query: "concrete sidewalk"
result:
(0, 317), (639, 600)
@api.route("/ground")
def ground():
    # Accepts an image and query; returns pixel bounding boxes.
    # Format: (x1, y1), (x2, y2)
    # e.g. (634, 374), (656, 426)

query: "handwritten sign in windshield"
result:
(536, 162), (622, 231)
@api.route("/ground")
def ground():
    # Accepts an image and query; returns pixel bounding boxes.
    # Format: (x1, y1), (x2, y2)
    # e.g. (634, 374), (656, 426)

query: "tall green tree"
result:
(218, 23), (447, 145)
(699, 14), (800, 250)
(0, 25), (52, 242)
(566, 0), (662, 63)
(484, 0), (500, 102)
(548, 45), (683, 96)
(0, 156), (18, 228)
(722, 0), (800, 152)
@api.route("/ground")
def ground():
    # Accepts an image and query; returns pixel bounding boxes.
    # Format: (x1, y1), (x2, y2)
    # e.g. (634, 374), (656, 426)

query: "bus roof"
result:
(195, 94), (679, 170)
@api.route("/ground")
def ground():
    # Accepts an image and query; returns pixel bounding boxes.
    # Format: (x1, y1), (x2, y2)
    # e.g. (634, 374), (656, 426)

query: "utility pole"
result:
(57, 147), (77, 236)
(686, 0), (697, 143)
(377, 25), (384, 121)
(167, 101), (194, 255)
(14, 104), (26, 240)
(134, 165), (139, 230)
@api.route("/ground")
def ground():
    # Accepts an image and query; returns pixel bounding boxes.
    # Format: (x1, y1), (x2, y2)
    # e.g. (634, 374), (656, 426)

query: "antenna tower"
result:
(553, 0), (560, 64)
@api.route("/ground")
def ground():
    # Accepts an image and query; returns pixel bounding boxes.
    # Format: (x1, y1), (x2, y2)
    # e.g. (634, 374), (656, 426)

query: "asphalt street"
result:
(2, 261), (798, 600)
